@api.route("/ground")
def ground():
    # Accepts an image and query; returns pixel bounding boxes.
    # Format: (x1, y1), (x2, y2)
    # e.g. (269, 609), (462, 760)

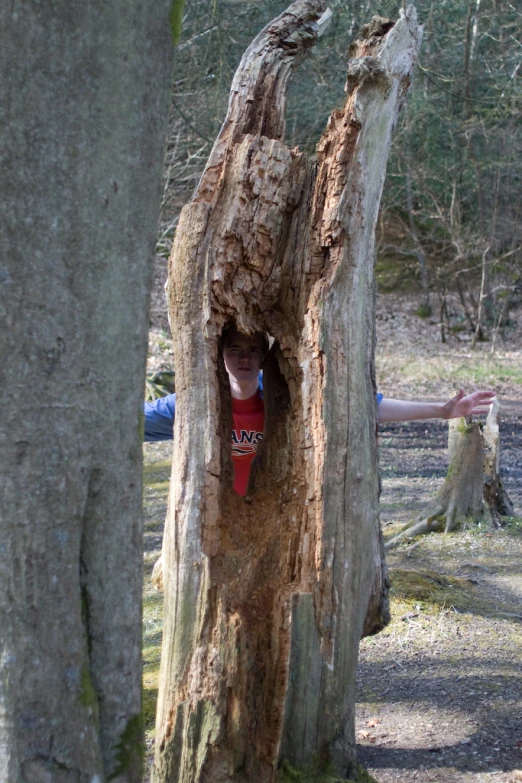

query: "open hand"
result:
(442, 388), (496, 420)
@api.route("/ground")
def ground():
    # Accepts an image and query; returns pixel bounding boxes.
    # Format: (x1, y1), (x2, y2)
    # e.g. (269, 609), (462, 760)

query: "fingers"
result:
(467, 390), (496, 415)
(446, 388), (496, 419)
(471, 391), (496, 405)
(455, 389), (495, 403)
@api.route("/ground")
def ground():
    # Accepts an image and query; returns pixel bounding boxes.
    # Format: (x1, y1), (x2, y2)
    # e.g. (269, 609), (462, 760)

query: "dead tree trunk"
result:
(153, 3), (421, 781)
(386, 399), (514, 549)
(482, 399), (515, 523)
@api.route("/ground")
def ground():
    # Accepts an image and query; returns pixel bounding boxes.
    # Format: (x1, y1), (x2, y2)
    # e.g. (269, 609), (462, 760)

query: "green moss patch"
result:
(389, 568), (491, 615)
(278, 760), (378, 783)
(456, 418), (475, 435)
(79, 663), (99, 711)
(109, 714), (144, 780)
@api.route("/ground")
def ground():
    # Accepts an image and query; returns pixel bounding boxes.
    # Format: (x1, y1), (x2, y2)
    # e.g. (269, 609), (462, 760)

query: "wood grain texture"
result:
(154, 4), (421, 781)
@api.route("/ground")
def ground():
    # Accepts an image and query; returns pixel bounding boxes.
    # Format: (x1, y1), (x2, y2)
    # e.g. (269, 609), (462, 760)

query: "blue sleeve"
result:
(144, 393), (176, 442)
(376, 393), (383, 404)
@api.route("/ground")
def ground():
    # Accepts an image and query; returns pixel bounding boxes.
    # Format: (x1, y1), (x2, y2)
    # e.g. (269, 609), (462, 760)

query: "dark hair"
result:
(220, 324), (269, 356)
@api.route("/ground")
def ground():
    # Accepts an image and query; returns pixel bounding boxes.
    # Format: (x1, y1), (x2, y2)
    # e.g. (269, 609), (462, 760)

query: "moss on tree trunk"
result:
(386, 399), (514, 549)
(153, 3), (421, 781)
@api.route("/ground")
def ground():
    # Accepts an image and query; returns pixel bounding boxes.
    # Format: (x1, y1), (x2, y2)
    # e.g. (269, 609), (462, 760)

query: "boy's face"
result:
(223, 329), (265, 386)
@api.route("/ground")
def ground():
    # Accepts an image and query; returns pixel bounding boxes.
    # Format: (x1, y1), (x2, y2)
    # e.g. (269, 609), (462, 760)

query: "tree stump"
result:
(153, 2), (421, 781)
(386, 399), (514, 549)
(482, 399), (515, 523)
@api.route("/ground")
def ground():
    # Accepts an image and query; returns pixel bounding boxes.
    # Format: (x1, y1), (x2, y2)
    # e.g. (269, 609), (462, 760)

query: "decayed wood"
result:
(483, 399), (515, 522)
(386, 399), (514, 549)
(153, 3), (421, 781)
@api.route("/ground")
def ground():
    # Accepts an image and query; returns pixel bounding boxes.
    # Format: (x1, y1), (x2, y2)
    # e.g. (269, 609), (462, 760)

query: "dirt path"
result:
(142, 413), (522, 782)
(143, 286), (521, 781)
(356, 411), (522, 783)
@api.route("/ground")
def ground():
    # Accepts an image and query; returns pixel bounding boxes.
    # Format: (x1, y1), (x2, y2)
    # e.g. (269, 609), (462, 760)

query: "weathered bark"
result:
(154, 3), (420, 781)
(482, 399), (515, 522)
(0, 4), (173, 781)
(386, 400), (514, 549)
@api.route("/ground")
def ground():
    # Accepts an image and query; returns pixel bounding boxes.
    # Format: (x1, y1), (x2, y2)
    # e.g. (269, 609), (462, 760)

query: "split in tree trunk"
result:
(385, 399), (514, 550)
(153, 3), (421, 781)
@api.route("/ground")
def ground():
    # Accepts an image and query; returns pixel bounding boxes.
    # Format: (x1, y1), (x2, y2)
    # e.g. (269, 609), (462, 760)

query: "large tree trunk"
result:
(0, 4), (173, 781)
(386, 399), (514, 549)
(154, 3), (421, 781)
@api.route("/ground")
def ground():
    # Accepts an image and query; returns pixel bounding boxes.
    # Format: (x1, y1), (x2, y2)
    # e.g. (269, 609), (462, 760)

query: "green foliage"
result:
(501, 516), (522, 534)
(145, 370), (176, 401)
(415, 303), (432, 318)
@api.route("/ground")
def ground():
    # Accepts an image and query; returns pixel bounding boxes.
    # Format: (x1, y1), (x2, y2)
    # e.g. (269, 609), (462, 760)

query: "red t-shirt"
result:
(231, 390), (264, 495)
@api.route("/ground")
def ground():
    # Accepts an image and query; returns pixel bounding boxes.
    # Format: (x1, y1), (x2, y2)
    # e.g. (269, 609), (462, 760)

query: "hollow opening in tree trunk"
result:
(208, 328), (312, 772)
(153, 3), (422, 778)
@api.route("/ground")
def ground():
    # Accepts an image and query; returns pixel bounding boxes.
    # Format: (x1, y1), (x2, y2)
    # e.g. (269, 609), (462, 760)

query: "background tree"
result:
(380, 0), (522, 339)
(152, 2), (421, 781)
(154, 0), (521, 352)
(0, 2), (176, 780)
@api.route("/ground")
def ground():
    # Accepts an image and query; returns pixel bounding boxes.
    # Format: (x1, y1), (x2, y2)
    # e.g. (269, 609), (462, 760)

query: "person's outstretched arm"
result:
(377, 389), (496, 423)
(144, 393), (176, 441)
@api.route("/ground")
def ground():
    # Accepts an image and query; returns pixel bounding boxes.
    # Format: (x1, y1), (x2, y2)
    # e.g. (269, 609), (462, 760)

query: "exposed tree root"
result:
(385, 400), (514, 550)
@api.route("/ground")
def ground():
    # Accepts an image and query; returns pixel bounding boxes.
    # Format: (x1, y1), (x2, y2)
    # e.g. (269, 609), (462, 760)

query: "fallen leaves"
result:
(358, 718), (386, 744)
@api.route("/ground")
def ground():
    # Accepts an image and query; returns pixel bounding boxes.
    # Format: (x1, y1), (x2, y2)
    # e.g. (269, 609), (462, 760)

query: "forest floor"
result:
(143, 283), (522, 783)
